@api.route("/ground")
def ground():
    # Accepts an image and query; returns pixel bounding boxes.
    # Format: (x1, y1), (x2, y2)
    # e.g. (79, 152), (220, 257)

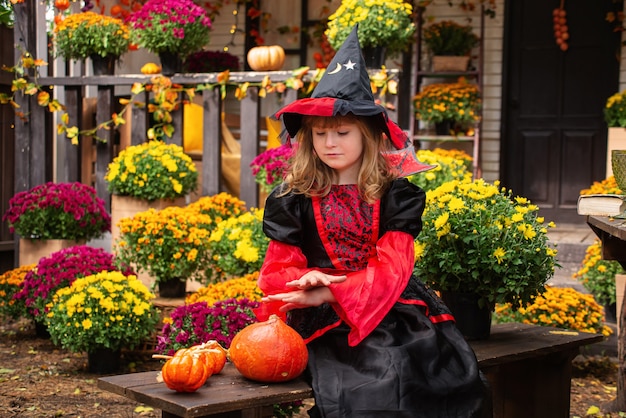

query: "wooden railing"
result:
(29, 70), (400, 210)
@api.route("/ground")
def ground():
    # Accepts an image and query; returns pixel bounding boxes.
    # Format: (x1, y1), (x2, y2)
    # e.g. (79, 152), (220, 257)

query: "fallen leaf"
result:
(549, 330), (579, 336)
(135, 405), (154, 413)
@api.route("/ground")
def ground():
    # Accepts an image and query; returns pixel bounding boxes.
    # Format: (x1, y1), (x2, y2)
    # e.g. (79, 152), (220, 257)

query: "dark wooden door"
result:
(501, 0), (621, 224)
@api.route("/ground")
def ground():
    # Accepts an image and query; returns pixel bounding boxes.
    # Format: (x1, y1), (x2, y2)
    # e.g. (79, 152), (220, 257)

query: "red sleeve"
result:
(329, 231), (415, 346)
(257, 240), (314, 294)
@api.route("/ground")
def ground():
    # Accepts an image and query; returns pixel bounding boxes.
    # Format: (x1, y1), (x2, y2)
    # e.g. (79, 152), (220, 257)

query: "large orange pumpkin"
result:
(161, 348), (212, 392)
(228, 314), (308, 382)
(246, 45), (285, 71)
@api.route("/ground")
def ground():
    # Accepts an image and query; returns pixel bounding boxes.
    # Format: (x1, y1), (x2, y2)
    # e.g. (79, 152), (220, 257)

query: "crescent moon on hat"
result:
(327, 62), (342, 75)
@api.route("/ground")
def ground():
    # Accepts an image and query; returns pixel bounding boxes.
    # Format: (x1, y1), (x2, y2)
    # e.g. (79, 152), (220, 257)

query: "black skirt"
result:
(304, 302), (488, 418)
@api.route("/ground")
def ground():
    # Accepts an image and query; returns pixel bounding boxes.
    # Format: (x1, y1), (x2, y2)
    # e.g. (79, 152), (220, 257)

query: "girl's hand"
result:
(262, 287), (335, 312)
(286, 270), (347, 289)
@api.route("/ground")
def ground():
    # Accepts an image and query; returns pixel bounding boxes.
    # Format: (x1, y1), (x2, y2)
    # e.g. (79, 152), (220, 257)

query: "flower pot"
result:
(90, 54), (117, 76)
(611, 150), (626, 191)
(440, 291), (493, 340)
(159, 52), (182, 76)
(158, 277), (187, 298)
(435, 120), (455, 136)
(87, 347), (121, 374)
(606, 128), (626, 177)
(361, 46), (386, 68)
(111, 195), (187, 290)
(19, 238), (85, 267)
(111, 195), (186, 250)
(431, 56), (470, 72)
(34, 320), (50, 339)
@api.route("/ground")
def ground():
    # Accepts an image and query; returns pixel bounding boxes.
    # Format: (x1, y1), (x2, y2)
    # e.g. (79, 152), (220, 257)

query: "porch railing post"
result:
(239, 87), (260, 208)
(201, 87), (222, 197)
(95, 85), (116, 212)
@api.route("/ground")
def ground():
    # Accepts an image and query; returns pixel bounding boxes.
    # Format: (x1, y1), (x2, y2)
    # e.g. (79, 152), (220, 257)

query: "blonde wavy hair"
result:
(281, 114), (396, 203)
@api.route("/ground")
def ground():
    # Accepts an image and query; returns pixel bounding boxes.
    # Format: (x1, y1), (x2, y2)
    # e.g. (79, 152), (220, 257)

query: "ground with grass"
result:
(0, 317), (621, 418)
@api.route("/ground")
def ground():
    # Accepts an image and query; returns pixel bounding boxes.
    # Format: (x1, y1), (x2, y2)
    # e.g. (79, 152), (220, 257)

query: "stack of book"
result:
(577, 194), (626, 217)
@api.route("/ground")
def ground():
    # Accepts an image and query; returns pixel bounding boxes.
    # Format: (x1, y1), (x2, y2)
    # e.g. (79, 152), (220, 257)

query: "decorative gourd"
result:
(246, 45), (285, 71)
(160, 348), (211, 392)
(141, 62), (162, 75)
(228, 314), (308, 382)
(188, 341), (227, 374)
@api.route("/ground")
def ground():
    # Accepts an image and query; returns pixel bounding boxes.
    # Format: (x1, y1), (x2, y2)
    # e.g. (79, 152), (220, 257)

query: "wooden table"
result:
(586, 215), (626, 410)
(587, 215), (626, 268)
(98, 322), (602, 418)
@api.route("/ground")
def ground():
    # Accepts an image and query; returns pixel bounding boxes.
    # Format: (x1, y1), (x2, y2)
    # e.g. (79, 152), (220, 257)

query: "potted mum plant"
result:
(414, 178), (558, 339)
(115, 205), (213, 297)
(0, 264), (35, 320)
(45, 270), (159, 373)
(2, 182), (110, 266)
(53, 11), (131, 74)
(573, 239), (625, 321)
(407, 148), (473, 192)
(128, 0), (212, 75)
(206, 208), (269, 281)
(325, 0), (415, 65)
(184, 49), (240, 73)
(249, 144), (295, 194)
(604, 90), (626, 175)
(13, 245), (134, 337)
(413, 80), (481, 135)
(423, 20), (479, 72)
(106, 140), (198, 244)
(494, 286), (613, 337)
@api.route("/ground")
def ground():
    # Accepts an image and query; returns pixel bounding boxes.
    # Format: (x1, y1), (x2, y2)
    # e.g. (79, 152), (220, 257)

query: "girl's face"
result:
(311, 120), (364, 184)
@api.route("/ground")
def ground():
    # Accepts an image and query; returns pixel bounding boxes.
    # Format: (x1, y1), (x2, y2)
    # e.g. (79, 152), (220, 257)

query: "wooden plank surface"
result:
(98, 363), (312, 418)
(471, 322), (604, 367)
(99, 323), (603, 418)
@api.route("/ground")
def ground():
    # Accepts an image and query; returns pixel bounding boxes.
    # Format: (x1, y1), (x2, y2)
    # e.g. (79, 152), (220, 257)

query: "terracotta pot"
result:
(431, 56), (470, 72)
(19, 238), (85, 267)
(606, 127), (626, 177)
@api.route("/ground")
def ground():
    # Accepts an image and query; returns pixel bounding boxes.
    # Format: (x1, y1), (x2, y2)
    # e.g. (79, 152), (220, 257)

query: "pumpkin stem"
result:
(152, 354), (173, 360)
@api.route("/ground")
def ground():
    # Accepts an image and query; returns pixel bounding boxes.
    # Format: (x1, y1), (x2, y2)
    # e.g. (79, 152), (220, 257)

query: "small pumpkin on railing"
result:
(246, 45), (285, 71)
(141, 62), (162, 75)
(228, 314), (308, 383)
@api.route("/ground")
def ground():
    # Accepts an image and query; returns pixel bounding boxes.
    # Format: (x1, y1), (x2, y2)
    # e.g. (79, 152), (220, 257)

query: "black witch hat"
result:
(273, 25), (434, 176)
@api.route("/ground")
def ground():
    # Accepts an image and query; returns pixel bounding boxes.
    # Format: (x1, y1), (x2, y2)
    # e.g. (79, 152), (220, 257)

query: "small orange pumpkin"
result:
(188, 342), (227, 374)
(228, 314), (308, 382)
(246, 45), (285, 71)
(161, 348), (211, 392)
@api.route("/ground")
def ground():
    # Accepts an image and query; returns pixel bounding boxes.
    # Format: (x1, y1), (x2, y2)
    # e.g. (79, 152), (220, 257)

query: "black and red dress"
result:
(258, 179), (486, 417)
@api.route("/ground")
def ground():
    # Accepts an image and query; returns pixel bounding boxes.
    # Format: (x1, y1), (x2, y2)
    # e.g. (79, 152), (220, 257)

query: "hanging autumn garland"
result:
(552, 0), (569, 51)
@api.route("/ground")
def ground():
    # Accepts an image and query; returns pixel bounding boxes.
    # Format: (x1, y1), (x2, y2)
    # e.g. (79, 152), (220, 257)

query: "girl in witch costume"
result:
(257, 27), (488, 417)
